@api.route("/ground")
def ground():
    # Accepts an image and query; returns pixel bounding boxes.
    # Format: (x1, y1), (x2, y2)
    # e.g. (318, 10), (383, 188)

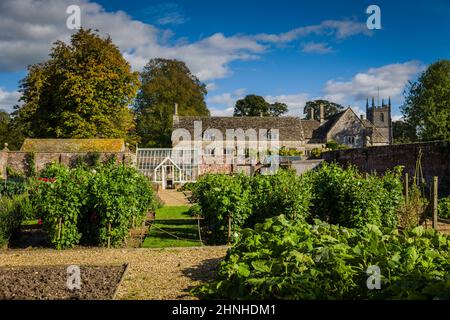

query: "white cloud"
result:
(206, 83), (217, 91)
(265, 93), (310, 116)
(207, 92), (241, 108)
(209, 107), (234, 117)
(301, 42), (333, 54)
(0, 0), (371, 82)
(255, 19), (371, 43)
(0, 88), (21, 113)
(323, 61), (424, 104)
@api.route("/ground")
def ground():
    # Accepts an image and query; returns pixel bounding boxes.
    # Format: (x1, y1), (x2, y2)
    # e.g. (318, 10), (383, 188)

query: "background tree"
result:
(0, 109), (24, 150)
(234, 95), (288, 117)
(304, 100), (344, 120)
(393, 120), (418, 144)
(401, 60), (450, 141)
(14, 29), (139, 143)
(135, 58), (210, 147)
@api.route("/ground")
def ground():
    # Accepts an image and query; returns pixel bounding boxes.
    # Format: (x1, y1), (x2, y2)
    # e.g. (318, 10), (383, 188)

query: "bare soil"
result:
(0, 246), (228, 300)
(0, 264), (126, 300)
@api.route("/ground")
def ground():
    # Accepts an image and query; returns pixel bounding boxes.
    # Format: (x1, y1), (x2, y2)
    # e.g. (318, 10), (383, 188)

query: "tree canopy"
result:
(14, 29), (139, 143)
(0, 110), (24, 150)
(233, 95), (288, 117)
(134, 58), (210, 147)
(401, 60), (450, 141)
(393, 120), (418, 144)
(304, 100), (345, 120)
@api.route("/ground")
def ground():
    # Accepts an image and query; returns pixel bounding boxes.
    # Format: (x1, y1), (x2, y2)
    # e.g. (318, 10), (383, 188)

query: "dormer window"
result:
(267, 130), (279, 141)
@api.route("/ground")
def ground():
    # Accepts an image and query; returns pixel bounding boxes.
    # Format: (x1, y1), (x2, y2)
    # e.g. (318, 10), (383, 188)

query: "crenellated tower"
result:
(366, 96), (393, 144)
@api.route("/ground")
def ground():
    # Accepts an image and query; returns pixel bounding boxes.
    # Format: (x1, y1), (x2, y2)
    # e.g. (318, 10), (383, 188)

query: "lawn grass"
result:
(154, 206), (191, 220)
(142, 206), (202, 248)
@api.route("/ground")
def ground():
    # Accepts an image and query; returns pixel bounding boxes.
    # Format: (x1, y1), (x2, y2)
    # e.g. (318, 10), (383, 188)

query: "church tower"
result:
(366, 97), (393, 144)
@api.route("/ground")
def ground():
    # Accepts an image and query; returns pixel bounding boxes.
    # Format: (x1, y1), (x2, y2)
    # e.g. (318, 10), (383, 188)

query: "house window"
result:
(267, 130), (279, 141)
(346, 136), (356, 145)
(224, 148), (234, 156)
(204, 148), (215, 156)
(203, 132), (215, 140)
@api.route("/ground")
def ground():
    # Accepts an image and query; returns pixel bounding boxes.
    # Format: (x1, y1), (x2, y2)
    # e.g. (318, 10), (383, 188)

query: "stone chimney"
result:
(319, 104), (325, 124)
(360, 115), (364, 120)
(173, 103), (179, 125)
(308, 108), (314, 120)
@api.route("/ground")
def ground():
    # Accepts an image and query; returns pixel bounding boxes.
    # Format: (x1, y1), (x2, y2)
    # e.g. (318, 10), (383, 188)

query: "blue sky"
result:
(0, 0), (449, 119)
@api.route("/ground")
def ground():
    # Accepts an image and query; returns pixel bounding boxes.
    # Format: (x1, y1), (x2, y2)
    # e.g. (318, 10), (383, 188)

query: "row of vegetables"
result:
(189, 163), (450, 299)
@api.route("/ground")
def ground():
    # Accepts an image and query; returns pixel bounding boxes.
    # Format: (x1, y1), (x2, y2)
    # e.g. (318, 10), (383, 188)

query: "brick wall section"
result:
(0, 151), (133, 179)
(322, 141), (450, 196)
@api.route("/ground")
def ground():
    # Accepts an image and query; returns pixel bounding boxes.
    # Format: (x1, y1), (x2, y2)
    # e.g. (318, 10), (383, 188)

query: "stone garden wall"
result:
(0, 150), (134, 179)
(322, 141), (450, 196)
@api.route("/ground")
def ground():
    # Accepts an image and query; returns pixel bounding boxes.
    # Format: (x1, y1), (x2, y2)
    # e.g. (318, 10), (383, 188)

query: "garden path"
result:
(158, 189), (191, 206)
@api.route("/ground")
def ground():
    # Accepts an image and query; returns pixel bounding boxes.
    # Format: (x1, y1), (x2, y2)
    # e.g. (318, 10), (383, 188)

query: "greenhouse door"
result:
(163, 164), (175, 190)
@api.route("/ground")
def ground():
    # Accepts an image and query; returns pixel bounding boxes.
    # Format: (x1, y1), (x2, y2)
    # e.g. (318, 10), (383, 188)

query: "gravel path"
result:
(0, 246), (228, 300)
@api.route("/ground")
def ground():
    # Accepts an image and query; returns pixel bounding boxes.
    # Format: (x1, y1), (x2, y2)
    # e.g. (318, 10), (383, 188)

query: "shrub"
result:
(193, 174), (253, 244)
(439, 198), (450, 219)
(0, 179), (27, 197)
(194, 215), (450, 300)
(89, 163), (156, 247)
(29, 162), (157, 249)
(31, 166), (90, 249)
(248, 169), (313, 226)
(325, 140), (349, 151)
(308, 163), (403, 228)
(0, 195), (24, 247)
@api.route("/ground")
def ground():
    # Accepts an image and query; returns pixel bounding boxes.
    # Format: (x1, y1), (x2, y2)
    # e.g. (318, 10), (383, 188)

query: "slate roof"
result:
(311, 111), (346, 141)
(174, 116), (320, 141)
(20, 139), (126, 153)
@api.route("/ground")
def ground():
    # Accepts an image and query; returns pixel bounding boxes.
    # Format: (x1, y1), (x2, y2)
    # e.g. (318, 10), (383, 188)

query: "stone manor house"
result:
(172, 97), (393, 157)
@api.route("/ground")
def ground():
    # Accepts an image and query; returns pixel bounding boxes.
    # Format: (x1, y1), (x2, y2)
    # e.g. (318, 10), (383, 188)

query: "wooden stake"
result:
(404, 173), (409, 204)
(432, 177), (438, 230)
(197, 216), (203, 245)
(140, 220), (146, 246)
(227, 214), (232, 245)
(58, 217), (62, 240)
(108, 222), (112, 248)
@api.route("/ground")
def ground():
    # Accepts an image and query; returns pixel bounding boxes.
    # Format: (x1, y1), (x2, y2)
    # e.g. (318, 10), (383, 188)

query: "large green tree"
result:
(401, 60), (450, 141)
(393, 120), (418, 144)
(135, 58), (210, 147)
(14, 29), (139, 142)
(0, 109), (24, 150)
(304, 100), (345, 120)
(233, 95), (288, 117)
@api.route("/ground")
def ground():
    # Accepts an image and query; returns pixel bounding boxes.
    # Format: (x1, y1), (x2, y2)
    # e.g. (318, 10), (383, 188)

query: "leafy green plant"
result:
(193, 174), (253, 244)
(308, 163), (403, 228)
(29, 162), (157, 249)
(27, 152), (37, 177)
(31, 166), (89, 249)
(249, 169), (313, 225)
(6, 166), (24, 179)
(194, 215), (450, 300)
(325, 140), (349, 151)
(310, 148), (323, 159)
(0, 179), (27, 197)
(90, 162), (155, 247)
(0, 195), (24, 247)
(439, 198), (450, 219)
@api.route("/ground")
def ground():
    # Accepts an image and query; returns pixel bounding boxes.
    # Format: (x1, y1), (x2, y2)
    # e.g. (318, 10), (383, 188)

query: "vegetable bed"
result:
(0, 264), (127, 300)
